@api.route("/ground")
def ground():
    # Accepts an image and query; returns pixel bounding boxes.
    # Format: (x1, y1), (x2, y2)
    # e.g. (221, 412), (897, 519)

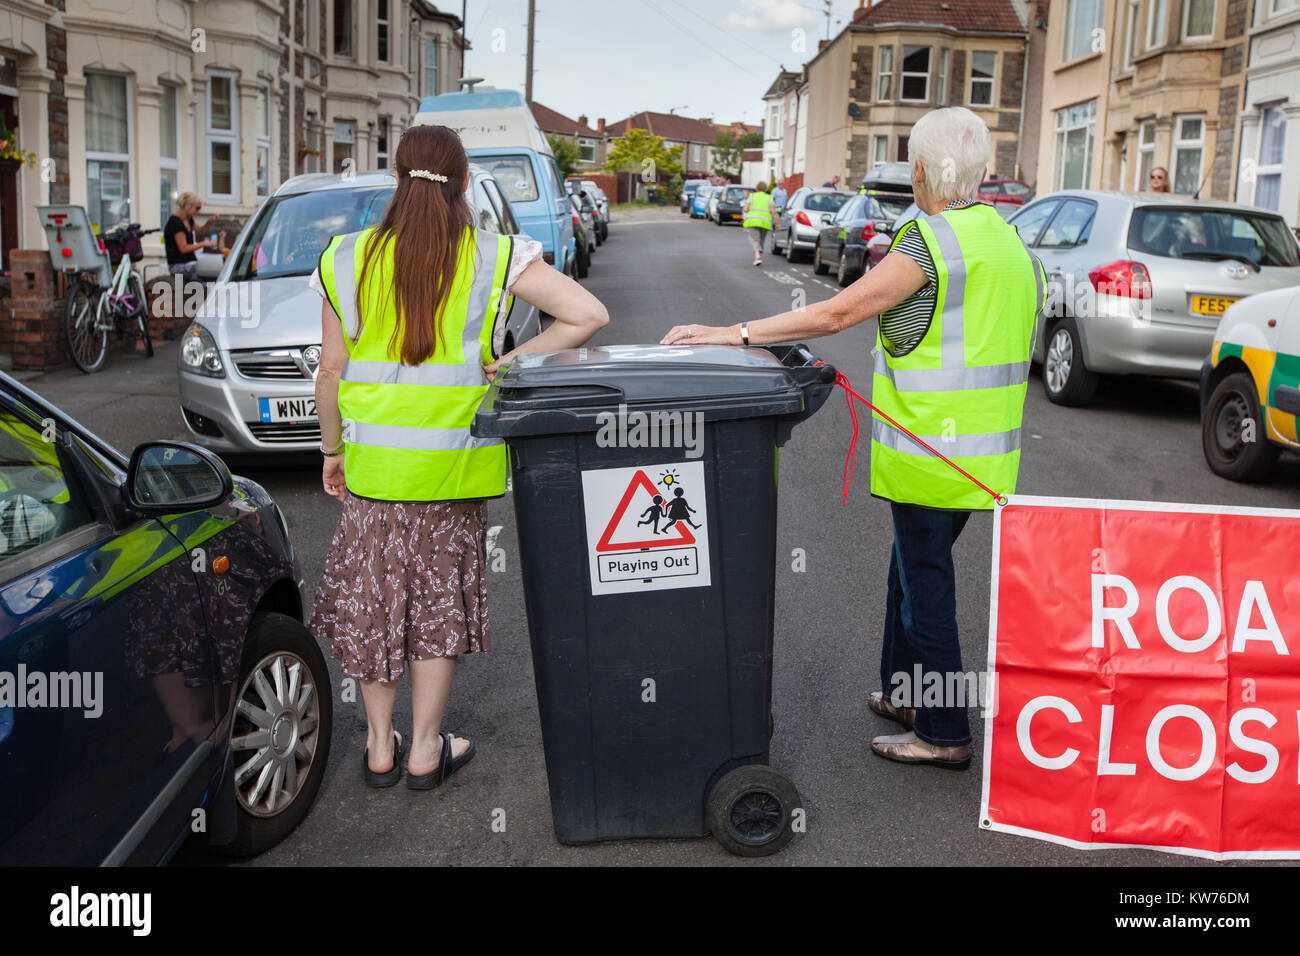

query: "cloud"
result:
(718, 0), (817, 32)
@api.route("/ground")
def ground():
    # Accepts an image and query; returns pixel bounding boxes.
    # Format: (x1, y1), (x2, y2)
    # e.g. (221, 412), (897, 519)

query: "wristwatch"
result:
(740, 322), (750, 346)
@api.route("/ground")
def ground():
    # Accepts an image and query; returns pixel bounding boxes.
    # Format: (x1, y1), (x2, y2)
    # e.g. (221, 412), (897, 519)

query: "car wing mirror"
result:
(123, 441), (233, 514)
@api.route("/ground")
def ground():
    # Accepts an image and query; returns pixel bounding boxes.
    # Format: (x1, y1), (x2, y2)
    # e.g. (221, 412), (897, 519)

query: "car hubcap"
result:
(1045, 328), (1073, 393)
(231, 651), (320, 817)
(728, 789), (784, 844)
(1214, 393), (1251, 459)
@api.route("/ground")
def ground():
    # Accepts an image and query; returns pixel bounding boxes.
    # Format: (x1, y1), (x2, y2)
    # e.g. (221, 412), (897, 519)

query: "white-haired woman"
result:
(662, 107), (1043, 771)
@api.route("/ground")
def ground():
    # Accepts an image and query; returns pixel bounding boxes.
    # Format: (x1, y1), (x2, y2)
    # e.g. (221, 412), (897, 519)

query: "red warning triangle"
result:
(595, 469), (696, 552)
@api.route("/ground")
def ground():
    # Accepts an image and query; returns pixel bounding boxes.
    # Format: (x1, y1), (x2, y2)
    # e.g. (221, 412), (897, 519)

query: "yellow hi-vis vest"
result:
(743, 191), (774, 230)
(318, 225), (513, 502)
(869, 203), (1045, 511)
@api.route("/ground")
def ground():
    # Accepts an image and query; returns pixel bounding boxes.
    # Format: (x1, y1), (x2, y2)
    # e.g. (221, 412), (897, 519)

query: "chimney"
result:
(597, 117), (606, 134)
(578, 114), (588, 127)
(818, 39), (829, 51)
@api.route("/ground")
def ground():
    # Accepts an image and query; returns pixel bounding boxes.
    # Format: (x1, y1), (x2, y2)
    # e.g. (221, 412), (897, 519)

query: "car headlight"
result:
(179, 323), (224, 377)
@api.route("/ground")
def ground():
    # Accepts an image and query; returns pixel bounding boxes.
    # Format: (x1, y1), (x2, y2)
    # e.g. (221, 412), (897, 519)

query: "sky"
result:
(459, 0), (865, 128)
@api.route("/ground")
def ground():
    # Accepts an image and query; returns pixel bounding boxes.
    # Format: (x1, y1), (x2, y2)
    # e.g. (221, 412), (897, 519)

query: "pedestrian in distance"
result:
(822, 175), (841, 188)
(1148, 166), (1171, 192)
(164, 192), (224, 281)
(742, 182), (775, 267)
(310, 123), (609, 791)
(771, 181), (788, 216)
(661, 107), (1045, 771)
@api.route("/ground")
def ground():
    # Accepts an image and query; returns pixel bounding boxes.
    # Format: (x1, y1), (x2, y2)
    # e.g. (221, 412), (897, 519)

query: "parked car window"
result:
(805, 193), (849, 213)
(473, 178), (502, 234)
(482, 178), (520, 234)
(0, 407), (93, 562)
(485, 155), (539, 204)
(1128, 207), (1300, 267)
(871, 194), (912, 220)
(836, 196), (863, 222)
(1009, 199), (1061, 246)
(230, 186), (394, 281)
(1002, 182), (1030, 196)
(1038, 199), (1096, 248)
(546, 156), (566, 200)
(723, 187), (750, 202)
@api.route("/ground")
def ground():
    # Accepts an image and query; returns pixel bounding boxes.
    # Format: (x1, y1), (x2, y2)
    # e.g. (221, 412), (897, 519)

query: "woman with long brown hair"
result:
(308, 124), (608, 790)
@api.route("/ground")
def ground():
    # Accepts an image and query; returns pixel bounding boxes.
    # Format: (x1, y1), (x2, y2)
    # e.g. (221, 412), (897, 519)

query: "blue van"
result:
(414, 89), (576, 277)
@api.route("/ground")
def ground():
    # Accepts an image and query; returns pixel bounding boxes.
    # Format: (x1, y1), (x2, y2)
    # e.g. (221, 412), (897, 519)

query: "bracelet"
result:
(321, 442), (344, 457)
(740, 322), (750, 346)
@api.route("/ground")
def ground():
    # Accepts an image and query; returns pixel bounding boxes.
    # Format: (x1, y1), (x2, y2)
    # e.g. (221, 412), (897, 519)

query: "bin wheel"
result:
(707, 765), (801, 857)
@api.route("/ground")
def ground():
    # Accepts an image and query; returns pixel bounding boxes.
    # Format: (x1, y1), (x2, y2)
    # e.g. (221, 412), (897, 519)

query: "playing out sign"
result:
(581, 461), (711, 596)
(982, 495), (1300, 859)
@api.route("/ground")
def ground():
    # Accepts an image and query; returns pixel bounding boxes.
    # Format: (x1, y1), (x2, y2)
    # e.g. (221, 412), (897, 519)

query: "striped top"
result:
(879, 199), (976, 356)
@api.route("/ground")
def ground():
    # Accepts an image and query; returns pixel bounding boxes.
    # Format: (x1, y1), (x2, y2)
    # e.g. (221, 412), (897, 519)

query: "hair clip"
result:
(408, 169), (449, 183)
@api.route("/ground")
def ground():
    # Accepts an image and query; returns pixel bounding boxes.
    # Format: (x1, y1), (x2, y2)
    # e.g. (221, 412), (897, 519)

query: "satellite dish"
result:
(458, 76), (486, 93)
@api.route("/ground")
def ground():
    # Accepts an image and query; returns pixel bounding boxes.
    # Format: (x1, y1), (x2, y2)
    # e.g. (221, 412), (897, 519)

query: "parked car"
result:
(680, 178), (710, 213)
(568, 183), (603, 246)
(1009, 190), (1300, 406)
(414, 89), (576, 276)
(859, 161), (913, 200)
(812, 192), (912, 286)
(772, 187), (852, 262)
(177, 167), (540, 456)
(568, 193), (593, 279)
(0, 373), (329, 864)
(706, 186), (726, 223)
(574, 179), (611, 235)
(690, 185), (716, 219)
(714, 185), (755, 226)
(1200, 286), (1300, 481)
(978, 179), (1032, 206)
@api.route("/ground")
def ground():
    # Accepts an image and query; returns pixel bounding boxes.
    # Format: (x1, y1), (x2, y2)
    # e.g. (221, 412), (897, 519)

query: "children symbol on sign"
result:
(661, 486), (702, 531)
(637, 494), (666, 534)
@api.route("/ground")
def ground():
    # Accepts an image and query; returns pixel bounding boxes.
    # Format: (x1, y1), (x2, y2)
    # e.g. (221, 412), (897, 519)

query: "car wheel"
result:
(813, 241), (830, 275)
(1043, 317), (1099, 406)
(217, 612), (332, 857)
(577, 243), (590, 279)
(785, 233), (800, 263)
(837, 251), (858, 287)
(1201, 372), (1280, 482)
(772, 230), (783, 254)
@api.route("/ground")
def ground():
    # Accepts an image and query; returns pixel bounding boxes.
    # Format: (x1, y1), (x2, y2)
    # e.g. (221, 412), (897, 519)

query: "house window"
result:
(1135, 119), (1155, 189)
(1171, 114), (1204, 194)
(1148, 0), (1167, 48)
(333, 119), (355, 174)
(1124, 0), (1140, 69)
(1053, 99), (1096, 190)
(206, 72), (239, 200)
(85, 73), (131, 235)
(969, 51), (995, 106)
(376, 0), (390, 62)
(159, 84), (179, 227)
(1063, 0), (1102, 61)
(937, 49), (948, 105)
(377, 116), (389, 169)
(333, 0), (353, 56)
(689, 142), (700, 165)
(1272, 0), (1298, 12)
(423, 37), (439, 95)
(1255, 107), (1286, 211)
(768, 103), (780, 138)
(877, 46), (893, 101)
(896, 135), (909, 162)
(255, 85), (271, 197)
(1183, 0), (1214, 39)
(873, 135), (888, 164)
(900, 46), (930, 102)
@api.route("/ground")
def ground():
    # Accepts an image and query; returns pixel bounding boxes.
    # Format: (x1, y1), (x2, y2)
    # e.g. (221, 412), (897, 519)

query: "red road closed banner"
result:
(981, 495), (1300, 860)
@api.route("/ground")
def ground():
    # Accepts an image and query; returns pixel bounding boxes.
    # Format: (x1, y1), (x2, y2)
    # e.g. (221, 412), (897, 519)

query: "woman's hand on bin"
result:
(661, 324), (741, 346)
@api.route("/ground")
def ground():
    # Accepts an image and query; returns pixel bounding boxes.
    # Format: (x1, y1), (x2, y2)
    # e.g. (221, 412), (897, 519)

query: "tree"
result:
(603, 128), (683, 182)
(711, 131), (741, 179)
(547, 134), (581, 179)
(739, 131), (763, 149)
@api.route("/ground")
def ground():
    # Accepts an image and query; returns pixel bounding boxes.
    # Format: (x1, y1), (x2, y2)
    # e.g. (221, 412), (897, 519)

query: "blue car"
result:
(0, 373), (330, 864)
(691, 186), (717, 219)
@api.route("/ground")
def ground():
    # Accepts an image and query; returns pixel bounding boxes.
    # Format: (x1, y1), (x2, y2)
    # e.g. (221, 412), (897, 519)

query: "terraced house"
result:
(803, 0), (1042, 189)
(0, 0), (465, 270)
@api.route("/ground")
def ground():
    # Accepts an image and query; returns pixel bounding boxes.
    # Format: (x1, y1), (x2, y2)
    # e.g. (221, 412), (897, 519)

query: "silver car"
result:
(1010, 190), (1300, 405)
(772, 187), (852, 262)
(177, 166), (541, 454)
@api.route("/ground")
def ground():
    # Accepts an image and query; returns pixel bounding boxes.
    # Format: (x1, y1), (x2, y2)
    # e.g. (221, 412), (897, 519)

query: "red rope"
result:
(815, 363), (1005, 507)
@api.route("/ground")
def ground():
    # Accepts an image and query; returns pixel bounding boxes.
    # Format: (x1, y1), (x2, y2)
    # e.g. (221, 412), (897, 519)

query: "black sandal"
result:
(407, 732), (475, 790)
(363, 731), (403, 788)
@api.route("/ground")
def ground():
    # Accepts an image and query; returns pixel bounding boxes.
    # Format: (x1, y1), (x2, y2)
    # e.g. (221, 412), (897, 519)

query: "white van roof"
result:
(413, 89), (553, 156)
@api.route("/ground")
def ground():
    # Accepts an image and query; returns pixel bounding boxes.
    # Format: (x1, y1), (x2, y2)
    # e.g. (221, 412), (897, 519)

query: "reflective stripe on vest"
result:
(320, 225), (511, 501)
(869, 203), (1042, 511)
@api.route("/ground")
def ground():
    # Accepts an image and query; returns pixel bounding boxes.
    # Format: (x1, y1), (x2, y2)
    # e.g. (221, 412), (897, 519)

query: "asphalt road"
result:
(25, 206), (1299, 866)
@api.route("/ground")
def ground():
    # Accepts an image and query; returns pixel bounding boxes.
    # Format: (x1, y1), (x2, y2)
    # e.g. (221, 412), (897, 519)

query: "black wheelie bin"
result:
(472, 343), (836, 856)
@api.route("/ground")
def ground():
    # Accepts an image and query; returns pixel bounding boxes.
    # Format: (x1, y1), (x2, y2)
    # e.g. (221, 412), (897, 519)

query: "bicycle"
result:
(63, 222), (158, 374)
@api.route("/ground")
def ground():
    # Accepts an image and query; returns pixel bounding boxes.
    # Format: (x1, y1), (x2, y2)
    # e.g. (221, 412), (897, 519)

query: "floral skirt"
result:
(308, 493), (491, 684)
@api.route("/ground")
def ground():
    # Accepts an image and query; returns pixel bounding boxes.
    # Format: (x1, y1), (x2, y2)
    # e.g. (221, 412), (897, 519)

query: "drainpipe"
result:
(1014, 9), (1031, 181)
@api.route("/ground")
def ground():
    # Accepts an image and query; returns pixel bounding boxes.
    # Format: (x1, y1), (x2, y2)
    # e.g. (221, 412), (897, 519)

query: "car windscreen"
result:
(485, 155), (540, 204)
(1128, 207), (1300, 268)
(1002, 182), (1030, 196)
(872, 194), (912, 220)
(805, 193), (849, 213)
(229, 186), (393, 281)
(723, 188), (751, 202)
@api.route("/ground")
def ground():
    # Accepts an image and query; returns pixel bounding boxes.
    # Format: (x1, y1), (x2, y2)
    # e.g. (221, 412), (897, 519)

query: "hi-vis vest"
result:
(318, 225), (512, 502)
(743, 191), (774, 229)
(870, 203), (1045, 511)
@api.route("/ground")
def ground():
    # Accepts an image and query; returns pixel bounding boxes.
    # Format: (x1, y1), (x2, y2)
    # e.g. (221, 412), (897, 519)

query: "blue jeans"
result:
(878, 501), (972, 747)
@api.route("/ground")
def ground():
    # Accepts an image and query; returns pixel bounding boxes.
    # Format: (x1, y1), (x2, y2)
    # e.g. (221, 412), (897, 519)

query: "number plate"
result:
(731, 213), (742, 220)
(1191, 295), (1239, 316)
(258, 396), (317, 423)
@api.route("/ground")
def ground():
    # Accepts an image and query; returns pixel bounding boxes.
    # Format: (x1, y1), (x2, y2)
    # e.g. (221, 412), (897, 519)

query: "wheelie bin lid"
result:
(473, 343), (836, 439)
